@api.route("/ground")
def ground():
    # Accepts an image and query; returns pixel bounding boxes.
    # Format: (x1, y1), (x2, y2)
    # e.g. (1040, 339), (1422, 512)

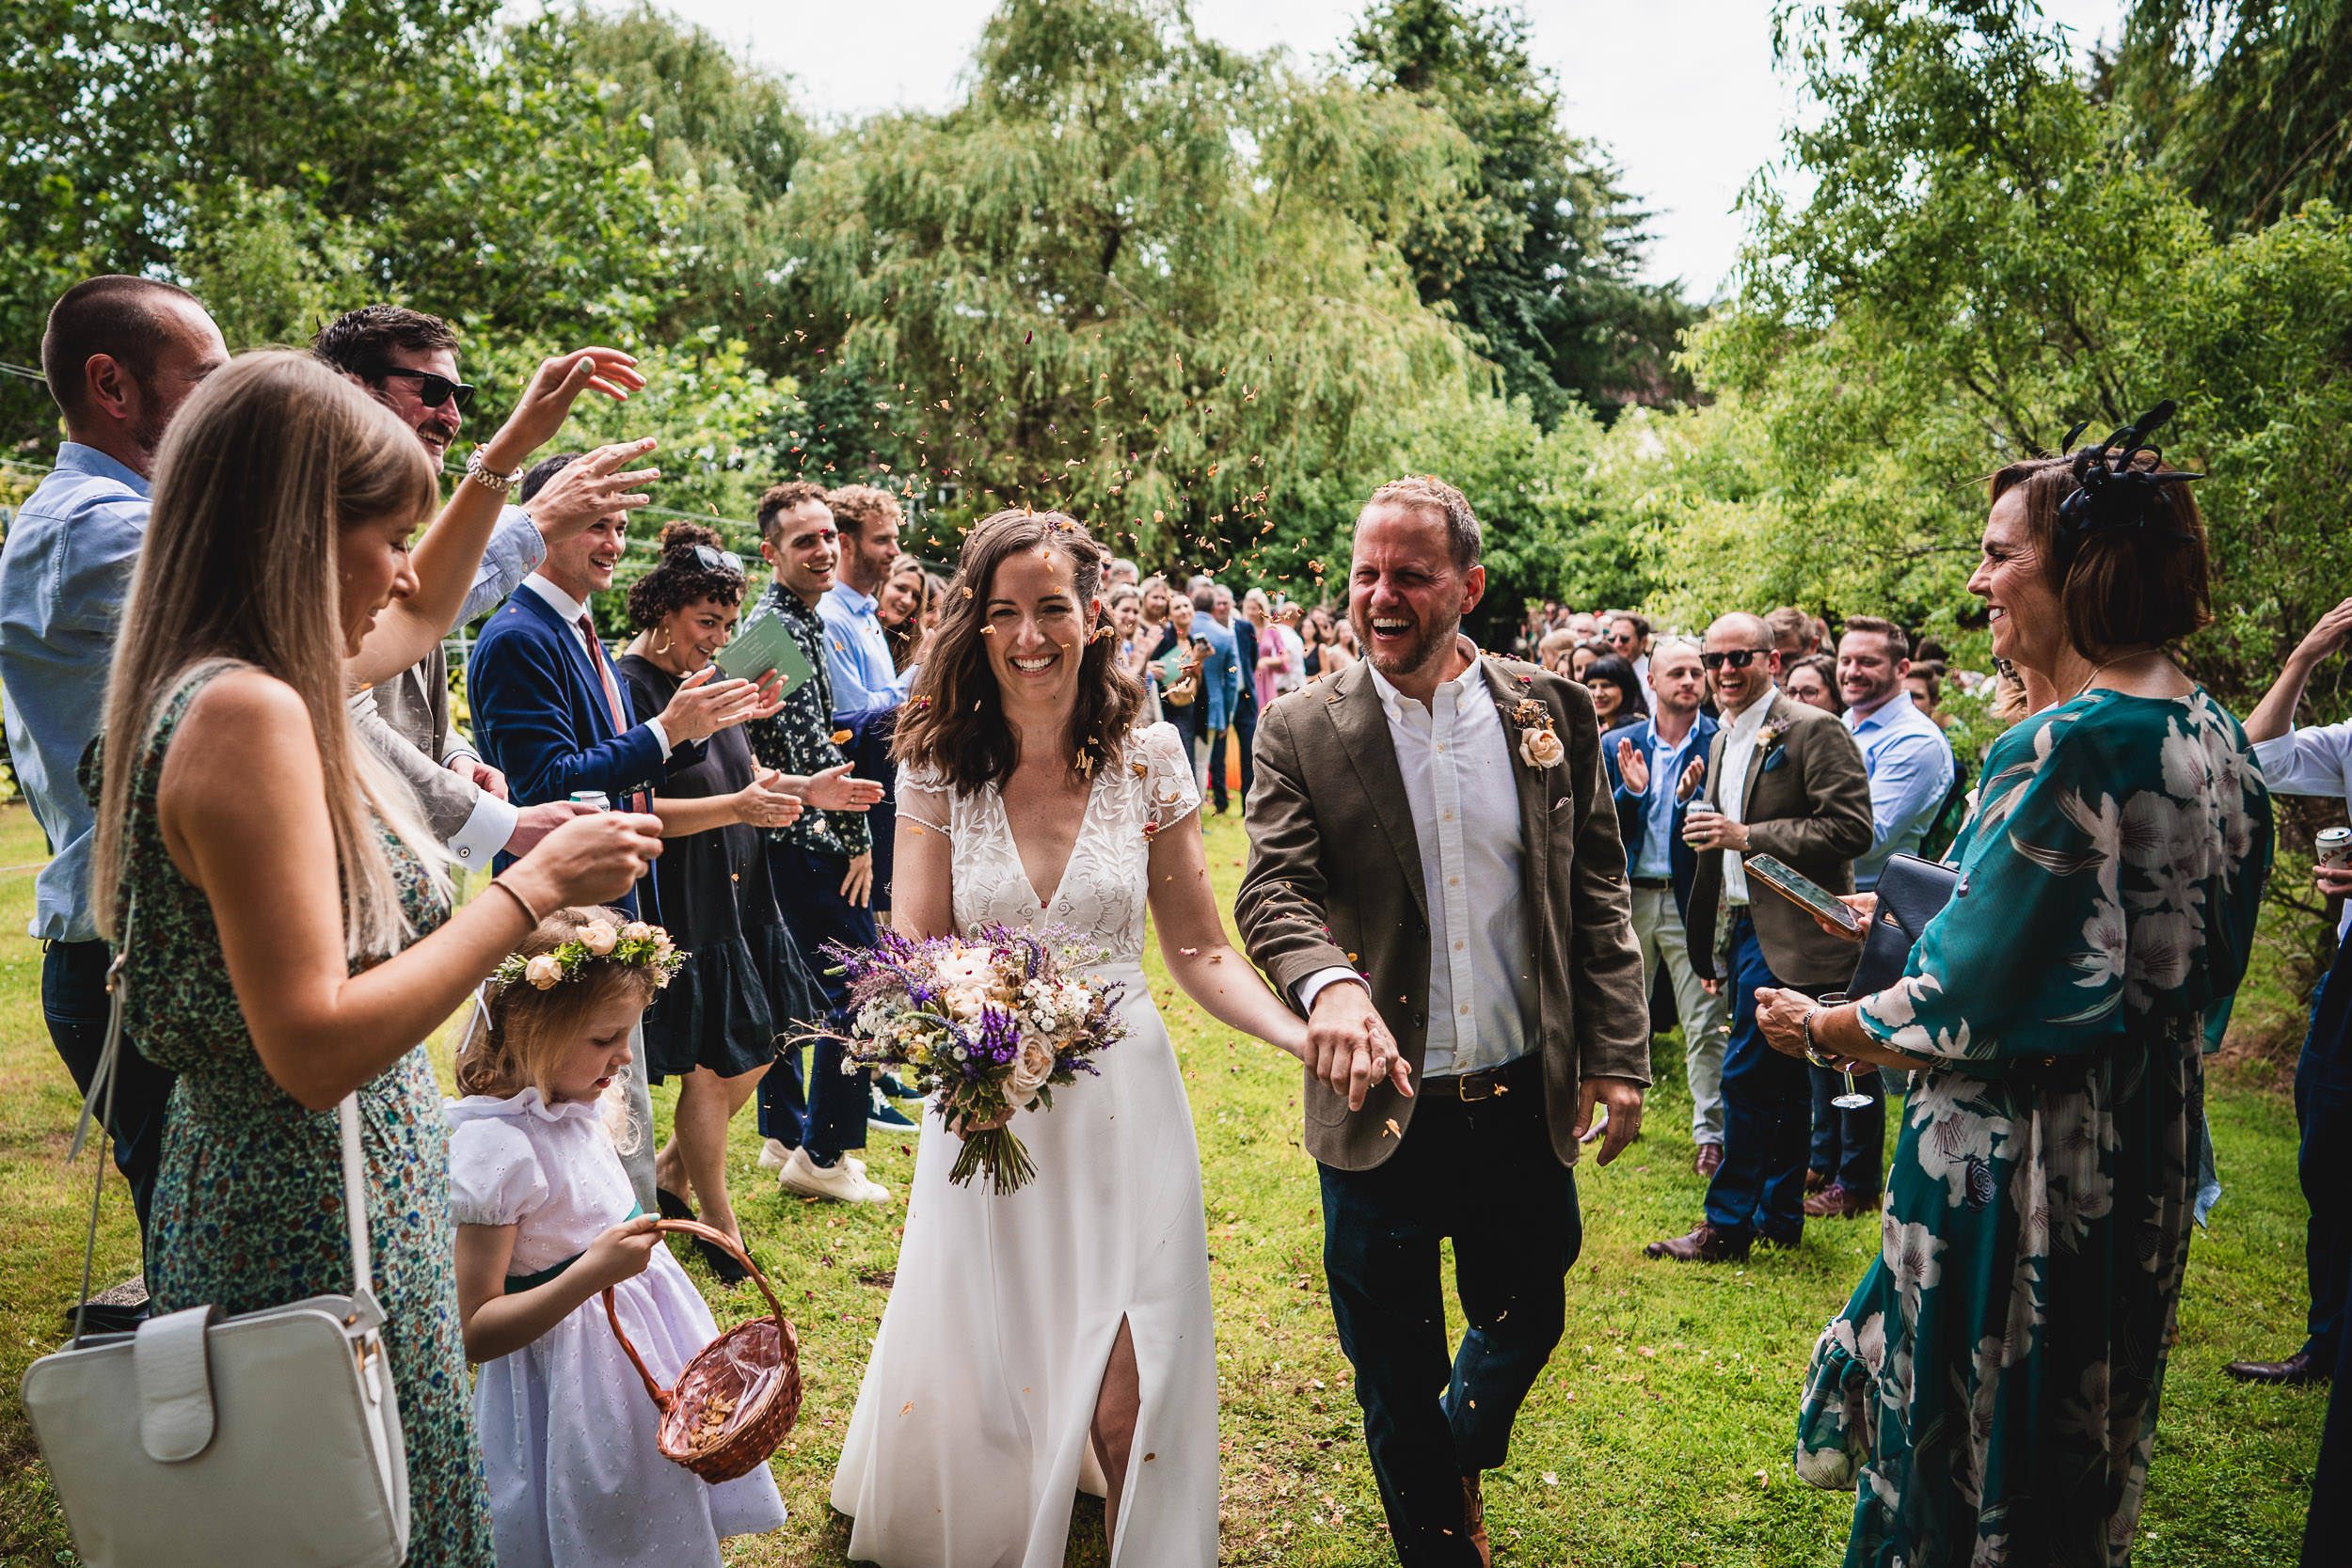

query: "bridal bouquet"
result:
(813, 924), (1129, 1194)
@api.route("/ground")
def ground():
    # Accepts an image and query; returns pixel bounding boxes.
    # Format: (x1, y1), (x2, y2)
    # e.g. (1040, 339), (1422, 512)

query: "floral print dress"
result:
(1793, 689), (2269, 1567)
(114, 668), (495, 1565)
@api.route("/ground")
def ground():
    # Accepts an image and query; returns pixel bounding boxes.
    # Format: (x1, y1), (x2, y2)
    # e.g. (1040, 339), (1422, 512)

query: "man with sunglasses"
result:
(312, 305), (661, 867)
(1645, 612), (1871, 1263)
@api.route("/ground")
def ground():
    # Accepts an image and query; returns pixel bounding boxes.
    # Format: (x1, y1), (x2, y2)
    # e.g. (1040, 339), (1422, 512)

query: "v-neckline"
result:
(1003, 765), (1104, 913)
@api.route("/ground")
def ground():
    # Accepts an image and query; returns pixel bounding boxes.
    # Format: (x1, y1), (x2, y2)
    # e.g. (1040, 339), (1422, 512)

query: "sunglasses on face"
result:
(691, 544), (746, 576)
(1700, 647), (1767, 671)
(370, 367), (477, 413)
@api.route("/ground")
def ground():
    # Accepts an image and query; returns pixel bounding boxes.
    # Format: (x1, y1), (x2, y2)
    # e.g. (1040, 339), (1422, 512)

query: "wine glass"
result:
(1816, 990), (1875, 1108)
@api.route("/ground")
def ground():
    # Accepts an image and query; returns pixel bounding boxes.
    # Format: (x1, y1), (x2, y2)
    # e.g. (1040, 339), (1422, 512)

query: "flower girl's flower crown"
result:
(492, 917), (684, 992)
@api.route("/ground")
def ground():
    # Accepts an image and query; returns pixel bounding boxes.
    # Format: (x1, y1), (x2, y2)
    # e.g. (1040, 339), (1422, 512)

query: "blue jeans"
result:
(760, 843), (877, 1164)
(46, 938), (175, 1242)
(1318, 1080), (1579, 1566)
(1703, 915), (1819, 1243)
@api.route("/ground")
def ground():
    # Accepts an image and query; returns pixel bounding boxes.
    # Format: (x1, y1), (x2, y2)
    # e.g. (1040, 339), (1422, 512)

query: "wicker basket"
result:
(602, 1218), (803, 1483)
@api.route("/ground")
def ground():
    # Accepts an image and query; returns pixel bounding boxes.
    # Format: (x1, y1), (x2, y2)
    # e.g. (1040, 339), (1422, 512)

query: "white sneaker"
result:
(761, 1138), (865, 1179)
(776, 1145), (890, 1204)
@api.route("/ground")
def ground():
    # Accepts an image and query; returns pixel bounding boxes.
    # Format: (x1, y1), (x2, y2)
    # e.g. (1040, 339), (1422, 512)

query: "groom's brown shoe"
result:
(1644, 1223), (1751, 1262)
(1461, 1474), (1491, 1568)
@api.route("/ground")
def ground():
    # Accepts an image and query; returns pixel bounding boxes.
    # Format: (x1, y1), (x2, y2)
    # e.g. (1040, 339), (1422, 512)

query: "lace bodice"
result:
(898, 721), (1200, 963)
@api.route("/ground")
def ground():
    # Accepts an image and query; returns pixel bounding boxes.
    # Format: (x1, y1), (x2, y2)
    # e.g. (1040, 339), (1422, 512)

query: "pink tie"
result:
(578, 615), (650, 817)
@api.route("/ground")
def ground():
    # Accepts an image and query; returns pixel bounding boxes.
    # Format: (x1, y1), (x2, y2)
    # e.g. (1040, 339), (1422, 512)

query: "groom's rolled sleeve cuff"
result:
(1295, 966), (1367, 1015)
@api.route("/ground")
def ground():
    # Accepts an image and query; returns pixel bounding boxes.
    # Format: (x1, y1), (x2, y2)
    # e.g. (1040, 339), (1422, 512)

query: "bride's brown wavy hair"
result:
(892, 509), (1143, 793)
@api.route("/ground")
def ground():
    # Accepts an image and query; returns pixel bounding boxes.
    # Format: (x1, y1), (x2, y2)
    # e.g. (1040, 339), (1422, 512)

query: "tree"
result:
(1345, 0), (1695, 424)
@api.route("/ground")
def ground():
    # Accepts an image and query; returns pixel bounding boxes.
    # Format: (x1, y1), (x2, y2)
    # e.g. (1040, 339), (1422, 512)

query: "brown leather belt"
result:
(1419, 1053), (1540, 1102)
(1630, 876), (1671, 889)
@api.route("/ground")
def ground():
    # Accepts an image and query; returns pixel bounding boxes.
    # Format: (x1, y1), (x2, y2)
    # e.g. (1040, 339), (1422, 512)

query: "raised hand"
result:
(490, 347), (646, 461)
(1616, 736), (1649, 795)
(657, 664), (766, 742)
(2293, 595), (2352, 667)
(520, 437), (660, 546)
(1676, 755), (1707, 803)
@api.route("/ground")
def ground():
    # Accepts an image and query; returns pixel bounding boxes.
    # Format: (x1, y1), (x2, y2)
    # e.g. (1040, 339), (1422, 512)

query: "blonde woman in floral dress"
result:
(1757, 430), (2270, 1564)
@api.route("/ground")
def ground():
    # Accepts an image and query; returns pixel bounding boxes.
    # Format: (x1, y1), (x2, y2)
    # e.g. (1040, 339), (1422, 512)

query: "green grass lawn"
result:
(0, 805), (2322, 1564)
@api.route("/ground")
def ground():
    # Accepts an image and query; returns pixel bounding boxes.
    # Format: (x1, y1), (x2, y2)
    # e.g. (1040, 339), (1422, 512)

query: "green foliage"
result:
(1346, 0), (1697, 424)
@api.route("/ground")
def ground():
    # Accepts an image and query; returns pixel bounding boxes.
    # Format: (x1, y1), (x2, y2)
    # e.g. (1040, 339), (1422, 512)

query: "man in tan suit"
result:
(1645, 610), (1872, 1262)
(1238, 476), (1649, 1568)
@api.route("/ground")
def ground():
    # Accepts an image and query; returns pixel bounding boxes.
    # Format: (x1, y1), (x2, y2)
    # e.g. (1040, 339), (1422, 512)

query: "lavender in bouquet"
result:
(809, 923), (1129, 1194)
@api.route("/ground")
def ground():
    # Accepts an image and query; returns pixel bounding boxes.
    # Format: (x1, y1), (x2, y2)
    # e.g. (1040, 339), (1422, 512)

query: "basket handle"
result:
(601, 1218), (792, 1412)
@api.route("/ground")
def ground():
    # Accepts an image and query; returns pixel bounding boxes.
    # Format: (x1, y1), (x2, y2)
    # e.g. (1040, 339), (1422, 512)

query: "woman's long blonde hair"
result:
(90, 351), (448, 958)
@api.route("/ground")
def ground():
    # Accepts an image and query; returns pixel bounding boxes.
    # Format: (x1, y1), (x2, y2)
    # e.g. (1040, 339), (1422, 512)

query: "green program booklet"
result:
(712, 610), (817, 694)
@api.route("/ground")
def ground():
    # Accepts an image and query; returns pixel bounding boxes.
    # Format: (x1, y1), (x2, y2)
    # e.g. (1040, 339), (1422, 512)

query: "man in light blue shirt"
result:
(818, 483), (915, 721)
(0, 277), (229, 1235)
(1836, 617), (1956, 891)
(1187, 579), (1242, 808)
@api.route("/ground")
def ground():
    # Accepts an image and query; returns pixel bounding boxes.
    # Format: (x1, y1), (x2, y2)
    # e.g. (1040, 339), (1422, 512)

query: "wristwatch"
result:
(465, 446), (524, 494)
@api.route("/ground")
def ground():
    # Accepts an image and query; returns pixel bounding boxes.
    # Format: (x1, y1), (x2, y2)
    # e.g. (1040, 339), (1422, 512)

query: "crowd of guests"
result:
(0, 267), (2337, 1567)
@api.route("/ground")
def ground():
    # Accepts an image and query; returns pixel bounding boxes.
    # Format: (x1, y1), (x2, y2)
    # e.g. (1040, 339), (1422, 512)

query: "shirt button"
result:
(1450, 876), (1460, 887)
(1459, 1004), (1470, 1015)
(1454, 940), (1465, 950)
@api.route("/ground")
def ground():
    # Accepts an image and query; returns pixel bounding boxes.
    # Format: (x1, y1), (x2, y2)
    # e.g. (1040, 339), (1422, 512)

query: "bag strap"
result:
(68, 905), (130, 1349)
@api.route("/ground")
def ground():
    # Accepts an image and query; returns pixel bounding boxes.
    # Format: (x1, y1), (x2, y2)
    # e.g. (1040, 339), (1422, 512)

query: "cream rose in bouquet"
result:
(808, 923), (1128, 1194)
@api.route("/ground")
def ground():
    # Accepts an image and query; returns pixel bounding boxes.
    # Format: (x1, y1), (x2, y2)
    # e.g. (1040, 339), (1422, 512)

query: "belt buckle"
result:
(1457, 1069), (1498, 1103)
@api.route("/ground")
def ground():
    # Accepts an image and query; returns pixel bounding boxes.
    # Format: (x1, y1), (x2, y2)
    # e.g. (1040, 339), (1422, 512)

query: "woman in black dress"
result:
(618, 521), (882, 1275)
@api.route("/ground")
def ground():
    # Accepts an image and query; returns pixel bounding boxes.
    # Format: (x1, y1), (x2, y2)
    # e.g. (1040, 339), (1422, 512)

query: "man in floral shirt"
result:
(745, 480), (890, 1204)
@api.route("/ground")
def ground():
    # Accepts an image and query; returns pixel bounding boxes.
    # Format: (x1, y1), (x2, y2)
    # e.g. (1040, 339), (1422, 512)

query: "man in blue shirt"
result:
(0, 277), (228, 1237)
(1602, 640), (1729, 1175)
(1803, 615), (1957, 1220)
(817, 484), (914, 919)
(1187, 579), (1242, 811)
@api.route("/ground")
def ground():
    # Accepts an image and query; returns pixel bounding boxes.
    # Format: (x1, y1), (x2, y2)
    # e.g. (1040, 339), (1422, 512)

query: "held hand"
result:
(1676, 755), (1707, 803)
(1304, 981), (1411, 1112)
(578, 1214), (662, 1291)
(519, 437), (660, 546)
(451, 754), (510, 801)
(658, 664), (764, 743)
(1616, 736), (1649, 795)
(502, 800), (597, 857)
(483, 348), (645, 464)
(2292, 596), (2352, 668)
(1700, 976), (1721, 996)
(1681, 808), (1748, 854)
(1814, 892), (1878, 943)
(506, 810), (663, 909)
(1573, 1077), (1644, 1166)
(841, 852), (874, 909)
(803, 762), (885, 813)
(1753, 987), (1817, 1061)
(947, 1105), (1014, 1137)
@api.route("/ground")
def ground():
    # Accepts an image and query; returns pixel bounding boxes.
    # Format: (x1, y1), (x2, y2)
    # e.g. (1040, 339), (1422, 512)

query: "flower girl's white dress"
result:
(831, 721), (1218, 1566)
(448, 1087), (787, 1568)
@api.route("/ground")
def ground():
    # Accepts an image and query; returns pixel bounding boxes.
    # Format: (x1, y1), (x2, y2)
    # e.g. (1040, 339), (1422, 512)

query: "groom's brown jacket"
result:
(1236, 652), (1650, 1171)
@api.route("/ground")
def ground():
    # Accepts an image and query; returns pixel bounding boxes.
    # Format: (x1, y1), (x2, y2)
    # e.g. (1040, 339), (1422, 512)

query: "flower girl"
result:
(448, 907), (787, 1568)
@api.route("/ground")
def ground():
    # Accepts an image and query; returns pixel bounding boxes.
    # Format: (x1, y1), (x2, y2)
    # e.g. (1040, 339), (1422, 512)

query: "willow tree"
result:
(781, 0), (1469, 570)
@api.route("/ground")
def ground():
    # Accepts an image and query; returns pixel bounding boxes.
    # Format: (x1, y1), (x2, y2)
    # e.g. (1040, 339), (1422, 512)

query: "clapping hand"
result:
(1615, 736), (1650, 795)
(657, 665), (767, 742)
(1304, 981), (1413, 1111)
(800, 762), (885, 812)
(1675, 756), (1706, 802)
(732, 768), (805, 830)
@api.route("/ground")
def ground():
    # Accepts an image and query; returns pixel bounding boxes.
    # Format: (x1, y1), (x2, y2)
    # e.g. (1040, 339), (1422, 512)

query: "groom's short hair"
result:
(1364, 475), (1480, 570)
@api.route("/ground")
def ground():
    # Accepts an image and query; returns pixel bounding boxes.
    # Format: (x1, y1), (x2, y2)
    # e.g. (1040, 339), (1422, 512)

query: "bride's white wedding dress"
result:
(830, 721), (1218, 1567)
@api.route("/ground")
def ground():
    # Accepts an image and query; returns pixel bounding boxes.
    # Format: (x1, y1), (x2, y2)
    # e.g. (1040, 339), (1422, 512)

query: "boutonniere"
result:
(1510, 697), (1565, 769)
(1756, 721), (1786, 752)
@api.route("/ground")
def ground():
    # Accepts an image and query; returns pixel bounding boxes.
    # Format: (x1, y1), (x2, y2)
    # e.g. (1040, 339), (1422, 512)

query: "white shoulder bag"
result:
(19, 902), (412, 1568)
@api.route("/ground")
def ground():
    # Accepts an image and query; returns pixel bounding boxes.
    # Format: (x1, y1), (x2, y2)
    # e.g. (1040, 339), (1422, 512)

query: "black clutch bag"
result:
(1849, 852), (1960, 996)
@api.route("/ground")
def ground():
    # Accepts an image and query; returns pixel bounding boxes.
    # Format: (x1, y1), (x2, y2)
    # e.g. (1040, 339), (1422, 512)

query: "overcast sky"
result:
(633, 0), (2127, 298)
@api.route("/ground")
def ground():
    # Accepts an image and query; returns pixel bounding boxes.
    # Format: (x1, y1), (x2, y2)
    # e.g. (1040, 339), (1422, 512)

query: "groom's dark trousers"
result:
(1319, 1058), (1579, 1568)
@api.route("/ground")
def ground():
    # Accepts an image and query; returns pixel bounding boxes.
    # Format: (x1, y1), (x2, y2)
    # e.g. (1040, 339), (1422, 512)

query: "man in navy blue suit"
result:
(1600, 640), (1728, 1177)
(469, 453), (771, 1206)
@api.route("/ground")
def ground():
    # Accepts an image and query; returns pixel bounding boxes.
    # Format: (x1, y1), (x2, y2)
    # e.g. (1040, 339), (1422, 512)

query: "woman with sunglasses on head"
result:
(616, 521), (885, 1275)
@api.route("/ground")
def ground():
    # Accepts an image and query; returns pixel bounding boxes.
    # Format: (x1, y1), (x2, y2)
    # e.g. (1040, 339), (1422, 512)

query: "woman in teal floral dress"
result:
(87, 353), (660, 1565)
(1756, 420), (2271, 1565)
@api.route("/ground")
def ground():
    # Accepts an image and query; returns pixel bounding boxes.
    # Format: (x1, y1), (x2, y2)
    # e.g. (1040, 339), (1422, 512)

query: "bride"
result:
(831, 512), (1346, 1566)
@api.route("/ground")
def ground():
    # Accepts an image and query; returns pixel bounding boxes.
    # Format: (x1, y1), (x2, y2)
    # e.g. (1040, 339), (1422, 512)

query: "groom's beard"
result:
(1353, 604), (1457, 683)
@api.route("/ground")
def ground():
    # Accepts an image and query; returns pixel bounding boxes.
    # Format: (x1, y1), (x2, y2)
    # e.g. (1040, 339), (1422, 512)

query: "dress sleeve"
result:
(897, 760), (955, 837)
(447, 1117), (548, 1227)
(1140, 721), (1202, 832)
(1855, 709), (2135, 1069)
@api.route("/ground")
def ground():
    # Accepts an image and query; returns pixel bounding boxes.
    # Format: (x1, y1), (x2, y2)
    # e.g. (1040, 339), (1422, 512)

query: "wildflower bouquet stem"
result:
(946, 1127), (1039, 1196)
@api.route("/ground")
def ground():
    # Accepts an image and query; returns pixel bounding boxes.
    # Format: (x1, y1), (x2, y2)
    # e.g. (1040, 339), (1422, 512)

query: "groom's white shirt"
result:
(1296, 657), (1531, 1079)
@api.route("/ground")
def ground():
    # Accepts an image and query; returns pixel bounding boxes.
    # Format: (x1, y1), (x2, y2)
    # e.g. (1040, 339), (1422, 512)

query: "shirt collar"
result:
(1724, 686), (1779, 741)
(523, 573), (593, 626)
(55, 441), (151, 499)
(1364, 647), (1487, 721)
(830, 580), (878, 616)
(1847, 691), (1915, 732)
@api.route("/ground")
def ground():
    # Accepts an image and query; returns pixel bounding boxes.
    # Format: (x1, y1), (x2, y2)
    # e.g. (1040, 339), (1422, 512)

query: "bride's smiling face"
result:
(982, 545), (1099, 707)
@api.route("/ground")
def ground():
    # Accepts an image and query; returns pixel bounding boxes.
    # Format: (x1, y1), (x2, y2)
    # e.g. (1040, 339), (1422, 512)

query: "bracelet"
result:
(487, 877), (543, 929)
(1802, 1007), (1838, 1069)
(465, 446), (524, 494)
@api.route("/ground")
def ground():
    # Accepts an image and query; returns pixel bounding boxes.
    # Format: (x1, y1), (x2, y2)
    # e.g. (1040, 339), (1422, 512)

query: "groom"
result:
(1238, 476), (1650, 1567)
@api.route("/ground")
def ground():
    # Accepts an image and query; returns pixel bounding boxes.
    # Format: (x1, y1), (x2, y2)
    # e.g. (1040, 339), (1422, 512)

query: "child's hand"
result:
(580, 1214), (662, 1290)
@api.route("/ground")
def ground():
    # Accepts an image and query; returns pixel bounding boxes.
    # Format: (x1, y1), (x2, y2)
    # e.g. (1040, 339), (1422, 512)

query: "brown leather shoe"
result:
(1461, 1474), (1490, 1567)
(2224, 1350), (2329, 1386)
(1804, 1182), (1878, 1219)
(1693, 1143), (1724, 1178)
(1804, 1166), (1828, 1194)
(1644, 1223), (1751, 1262)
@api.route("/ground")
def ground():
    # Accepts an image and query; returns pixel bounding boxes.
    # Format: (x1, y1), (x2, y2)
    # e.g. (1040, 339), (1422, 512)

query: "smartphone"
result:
(712, 611), (816, 692)
(1745, 852), (1864, 934)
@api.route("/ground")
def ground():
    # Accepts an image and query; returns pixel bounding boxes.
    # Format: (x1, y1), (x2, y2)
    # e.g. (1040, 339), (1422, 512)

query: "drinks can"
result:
(2319, 827), (2352, 870)
(568, 790), (612, 812)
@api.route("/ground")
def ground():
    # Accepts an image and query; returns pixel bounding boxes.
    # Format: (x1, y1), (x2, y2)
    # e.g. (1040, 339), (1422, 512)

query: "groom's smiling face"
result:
(1349, 503), (1483, 683)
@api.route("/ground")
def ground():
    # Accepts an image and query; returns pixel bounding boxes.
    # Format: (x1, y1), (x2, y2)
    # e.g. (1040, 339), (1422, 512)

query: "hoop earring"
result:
(654, 626), (673, 655)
